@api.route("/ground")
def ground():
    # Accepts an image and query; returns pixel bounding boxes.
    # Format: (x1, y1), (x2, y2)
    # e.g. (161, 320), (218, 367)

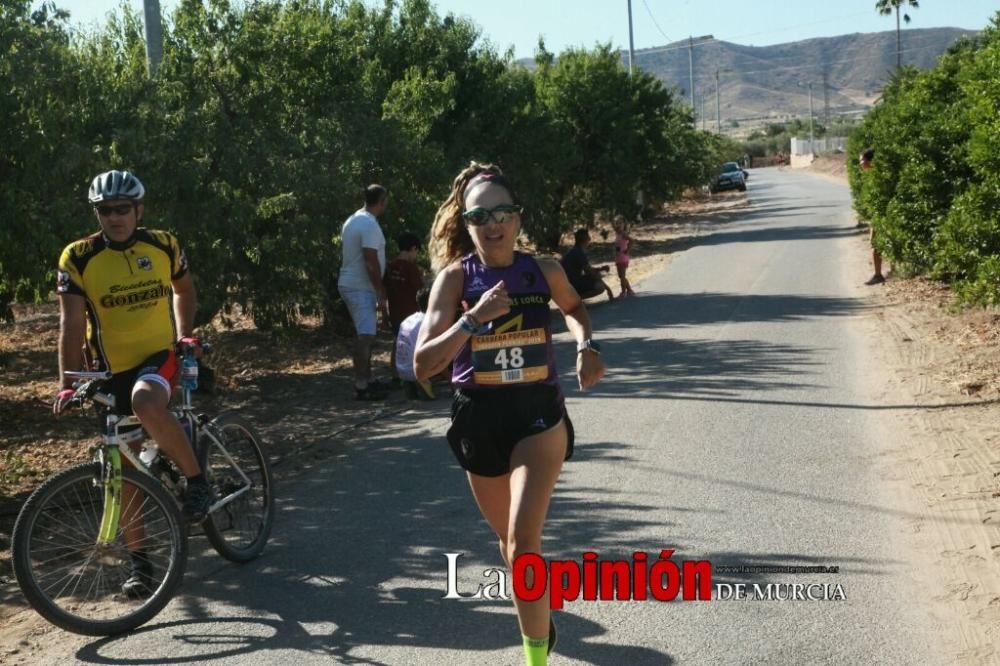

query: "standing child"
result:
(385, 232), (424, 382)
(613, 215), (635, 297)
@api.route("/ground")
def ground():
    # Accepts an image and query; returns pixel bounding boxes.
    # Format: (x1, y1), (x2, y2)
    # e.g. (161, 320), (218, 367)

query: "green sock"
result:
(522, 634), (548, 666)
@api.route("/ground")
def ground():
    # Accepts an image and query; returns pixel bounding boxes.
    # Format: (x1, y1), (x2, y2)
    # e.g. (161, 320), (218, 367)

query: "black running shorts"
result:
(446, 383), (574, 477)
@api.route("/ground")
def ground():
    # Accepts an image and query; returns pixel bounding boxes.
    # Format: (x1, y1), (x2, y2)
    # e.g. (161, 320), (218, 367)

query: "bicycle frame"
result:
(65, 369), (255, 545)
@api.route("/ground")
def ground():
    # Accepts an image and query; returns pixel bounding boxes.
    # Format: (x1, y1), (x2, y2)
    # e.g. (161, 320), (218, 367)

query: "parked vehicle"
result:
(710, 162), (747, 193)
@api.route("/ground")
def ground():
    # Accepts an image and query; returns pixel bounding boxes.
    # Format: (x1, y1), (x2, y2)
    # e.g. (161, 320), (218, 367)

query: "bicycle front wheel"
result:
(11, 462), (187, 636)
(198, 414), (274, 562)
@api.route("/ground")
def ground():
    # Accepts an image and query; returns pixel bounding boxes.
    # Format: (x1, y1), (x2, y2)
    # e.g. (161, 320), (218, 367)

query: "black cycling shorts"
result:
(446, 383), (574, 477)
(105, 349), (178, 415)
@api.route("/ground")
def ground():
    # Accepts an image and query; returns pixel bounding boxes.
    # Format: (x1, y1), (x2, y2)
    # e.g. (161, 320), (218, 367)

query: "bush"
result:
(848, 14), (1000, 304)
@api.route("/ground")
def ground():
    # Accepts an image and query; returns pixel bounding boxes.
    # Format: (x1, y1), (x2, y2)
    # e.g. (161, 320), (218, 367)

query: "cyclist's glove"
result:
(178, 335), (200, 348)
(178, 335), (202, 356)
(53, 388), (76, 416)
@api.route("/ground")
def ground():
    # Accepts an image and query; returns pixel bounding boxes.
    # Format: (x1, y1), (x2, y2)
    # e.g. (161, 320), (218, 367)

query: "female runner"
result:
(415, 162), (604, 665)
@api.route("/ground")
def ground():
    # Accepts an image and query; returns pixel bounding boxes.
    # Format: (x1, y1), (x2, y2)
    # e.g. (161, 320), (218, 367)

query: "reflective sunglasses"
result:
(95, 203), (134, 217)
(462, 204), (523, 226)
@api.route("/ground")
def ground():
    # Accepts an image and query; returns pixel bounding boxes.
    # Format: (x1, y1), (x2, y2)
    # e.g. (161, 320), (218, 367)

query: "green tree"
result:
(849, 15), (1000, 305)
(0, 1), (88, 321)
(0, 0), (737, 327)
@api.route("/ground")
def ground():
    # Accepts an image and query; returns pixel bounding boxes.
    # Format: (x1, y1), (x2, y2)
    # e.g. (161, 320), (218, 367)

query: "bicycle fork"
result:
(96, 418), (124, 545)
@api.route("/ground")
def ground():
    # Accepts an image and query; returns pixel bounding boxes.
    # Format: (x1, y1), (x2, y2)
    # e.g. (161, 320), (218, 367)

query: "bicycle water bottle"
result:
(181, 354), (198, 391)
(139, 443), (160, 466)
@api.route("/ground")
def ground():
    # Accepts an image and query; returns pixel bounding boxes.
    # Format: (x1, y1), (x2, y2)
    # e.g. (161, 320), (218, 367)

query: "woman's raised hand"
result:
(470, 280), (512, 323)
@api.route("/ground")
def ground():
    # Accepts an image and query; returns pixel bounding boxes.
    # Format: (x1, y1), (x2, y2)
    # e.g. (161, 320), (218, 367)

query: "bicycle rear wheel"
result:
(11, 462), (187, 635)
(198, 414), (274, 562)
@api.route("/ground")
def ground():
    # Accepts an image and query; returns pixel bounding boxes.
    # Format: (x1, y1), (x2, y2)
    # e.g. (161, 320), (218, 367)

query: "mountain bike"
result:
(10, 348), (274, 636)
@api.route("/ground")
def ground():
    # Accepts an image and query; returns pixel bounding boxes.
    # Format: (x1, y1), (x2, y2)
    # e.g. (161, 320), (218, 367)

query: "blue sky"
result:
(54, 0), (999, 58)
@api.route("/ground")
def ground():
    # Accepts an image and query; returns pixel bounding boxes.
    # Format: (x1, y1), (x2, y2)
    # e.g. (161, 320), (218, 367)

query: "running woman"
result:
(415, 162), (604, 665)
(612, 215), (635, 297)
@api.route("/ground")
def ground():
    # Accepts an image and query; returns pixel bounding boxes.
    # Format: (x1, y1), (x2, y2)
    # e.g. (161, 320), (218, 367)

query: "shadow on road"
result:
(71, 421), (678, 665)
(574, 290), (868, 330)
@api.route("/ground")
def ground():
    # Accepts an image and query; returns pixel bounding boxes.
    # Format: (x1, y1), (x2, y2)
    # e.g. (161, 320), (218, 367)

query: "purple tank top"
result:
(451, 252), (559, 390)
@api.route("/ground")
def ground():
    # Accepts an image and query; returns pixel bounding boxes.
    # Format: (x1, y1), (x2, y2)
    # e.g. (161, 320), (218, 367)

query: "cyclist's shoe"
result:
(121, 553), (154, 599)
(183, 477), (214, 523)
(354, 385), (387, 401)
(548, 617), (557, 655)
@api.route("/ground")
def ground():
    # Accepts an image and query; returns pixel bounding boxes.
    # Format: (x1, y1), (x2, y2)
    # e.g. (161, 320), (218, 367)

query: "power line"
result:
(641, 0), (671, 44)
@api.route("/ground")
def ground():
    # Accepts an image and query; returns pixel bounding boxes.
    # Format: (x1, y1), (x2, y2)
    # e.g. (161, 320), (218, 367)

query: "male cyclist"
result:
(53, 170), (212, 595)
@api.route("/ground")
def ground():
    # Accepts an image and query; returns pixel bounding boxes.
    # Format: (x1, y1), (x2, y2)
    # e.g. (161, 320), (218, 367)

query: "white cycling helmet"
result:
(88, 170), (145, 203)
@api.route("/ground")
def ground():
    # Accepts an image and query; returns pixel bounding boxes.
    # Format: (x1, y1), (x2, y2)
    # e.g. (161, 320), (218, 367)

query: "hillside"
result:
(521, 28), (978, 129)
(640, 27), (977, 126)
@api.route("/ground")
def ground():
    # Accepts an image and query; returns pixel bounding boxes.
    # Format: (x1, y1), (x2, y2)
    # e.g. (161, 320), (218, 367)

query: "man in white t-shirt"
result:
(338, 184), (389, 400)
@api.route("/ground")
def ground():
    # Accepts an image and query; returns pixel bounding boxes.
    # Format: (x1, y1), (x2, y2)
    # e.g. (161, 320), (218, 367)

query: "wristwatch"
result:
(577, 338), (601, 355)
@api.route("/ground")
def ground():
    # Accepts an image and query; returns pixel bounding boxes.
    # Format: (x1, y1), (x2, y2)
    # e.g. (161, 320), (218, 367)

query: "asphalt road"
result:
(23, 168), (951, 665)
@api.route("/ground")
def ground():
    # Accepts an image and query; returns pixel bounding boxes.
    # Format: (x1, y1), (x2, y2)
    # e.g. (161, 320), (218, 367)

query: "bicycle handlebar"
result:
(59, 341), (213, 412)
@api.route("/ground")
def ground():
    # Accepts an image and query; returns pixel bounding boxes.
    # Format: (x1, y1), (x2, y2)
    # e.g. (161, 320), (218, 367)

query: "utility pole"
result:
(688, 36), (695, 120)
(808, 82), (815, 152)
(822, 70), (830, 130)
(142, 0), (163, 77)
(715, 68), (721, 134)
(626, 0), (635, 77)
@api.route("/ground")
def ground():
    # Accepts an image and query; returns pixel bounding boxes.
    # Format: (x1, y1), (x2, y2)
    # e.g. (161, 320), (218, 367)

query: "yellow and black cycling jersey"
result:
(56, 228), (188, 374)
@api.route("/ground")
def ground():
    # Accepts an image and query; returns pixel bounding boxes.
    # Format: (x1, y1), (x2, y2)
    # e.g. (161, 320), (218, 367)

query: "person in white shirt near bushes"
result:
(338, 184), (390, 400)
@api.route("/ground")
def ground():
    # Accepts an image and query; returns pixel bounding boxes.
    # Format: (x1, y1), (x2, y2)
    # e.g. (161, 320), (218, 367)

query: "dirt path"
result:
(862, 270), (1000, 664)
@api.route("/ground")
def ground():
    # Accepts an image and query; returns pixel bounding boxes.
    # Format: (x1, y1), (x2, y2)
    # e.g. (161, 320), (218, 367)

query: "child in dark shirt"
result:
(385, 232), (424, 382)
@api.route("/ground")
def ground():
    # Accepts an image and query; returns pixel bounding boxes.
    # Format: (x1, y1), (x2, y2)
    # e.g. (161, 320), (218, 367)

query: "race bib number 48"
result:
(470, 328), (549, 385)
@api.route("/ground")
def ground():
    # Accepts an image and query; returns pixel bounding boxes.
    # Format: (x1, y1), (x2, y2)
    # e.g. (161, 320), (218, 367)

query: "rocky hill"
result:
(524, 28), (978, 128)
(641, 28), (977, 125)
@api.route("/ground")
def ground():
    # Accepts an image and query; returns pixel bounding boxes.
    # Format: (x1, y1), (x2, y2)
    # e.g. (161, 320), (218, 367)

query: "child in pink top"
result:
(613, 215), (635, 297)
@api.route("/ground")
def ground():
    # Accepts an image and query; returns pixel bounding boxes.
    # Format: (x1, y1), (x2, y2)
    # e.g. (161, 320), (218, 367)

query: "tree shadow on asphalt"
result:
(566, 333), (821, 400)
(60, 319), (925, 663)
(69, 425), (914, 665)
(669, 220), (861, 251)
(569, 290), (868, 332)
(567, 291), (995, 412)
(626, 220), (860, 260)
(71, 425), (682, 665)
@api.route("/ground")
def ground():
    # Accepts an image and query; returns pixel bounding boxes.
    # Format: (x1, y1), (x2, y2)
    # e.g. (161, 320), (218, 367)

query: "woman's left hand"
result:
(577, 349), (605, 390)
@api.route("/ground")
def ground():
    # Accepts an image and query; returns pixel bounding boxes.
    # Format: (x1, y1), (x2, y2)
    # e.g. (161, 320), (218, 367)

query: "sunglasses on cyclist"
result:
(462, 204), (523, 226)
(94, 203), (134, 217)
